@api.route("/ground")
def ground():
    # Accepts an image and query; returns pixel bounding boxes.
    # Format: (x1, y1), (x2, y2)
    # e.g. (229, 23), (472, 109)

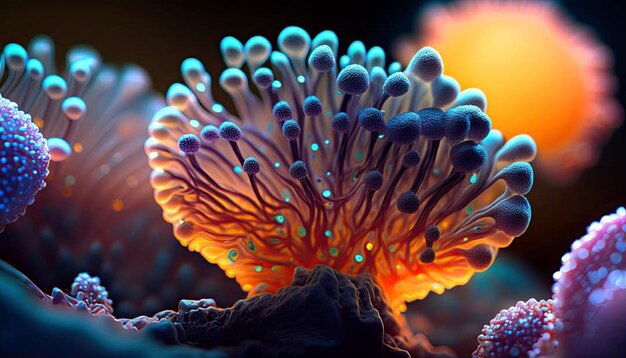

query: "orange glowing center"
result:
(425, 8), (589, 153)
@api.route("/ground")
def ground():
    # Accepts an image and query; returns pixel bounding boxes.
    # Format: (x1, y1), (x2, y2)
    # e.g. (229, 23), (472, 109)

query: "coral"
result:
(395, 0), (622, 182)
(405, 253), (548, 355)
(146, 26), (535, 311)
(144, 265), (456, 358)
(0, 38), (242, 316)
(0, 261), (224, 357)
(0, 95), (49, 231)
(552, 207), (626, 357)
(473, 298), (558, 358)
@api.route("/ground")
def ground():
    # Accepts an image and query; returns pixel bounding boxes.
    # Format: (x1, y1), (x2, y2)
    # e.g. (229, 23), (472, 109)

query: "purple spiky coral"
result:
(0, 95), (49, 231)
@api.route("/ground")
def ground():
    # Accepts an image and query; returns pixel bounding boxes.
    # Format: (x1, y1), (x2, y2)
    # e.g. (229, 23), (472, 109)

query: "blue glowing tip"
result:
(385, 112), (420, 145)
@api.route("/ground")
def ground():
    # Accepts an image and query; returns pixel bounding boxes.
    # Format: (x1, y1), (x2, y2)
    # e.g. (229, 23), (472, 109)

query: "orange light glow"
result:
(395, 0), (622, 181)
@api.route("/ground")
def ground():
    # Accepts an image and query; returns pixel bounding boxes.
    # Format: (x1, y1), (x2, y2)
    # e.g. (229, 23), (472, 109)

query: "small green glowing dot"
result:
(466, 205), (473, 215)
(324, 230), (332, 238)
(247, 241), (256, 251)
(254, 265), (262, 272)
(378, 134), (385, 139)
(336, 90), (343, 95)
(325, 171), (331, 176)
(324, 139), (331, 145)
(473, 225), (482, 231)
(233, 166), (242, 174)
(354, 151), (364, 161)
(271, 265), (279, 272)
(227, 249), (238, 262)
(274, 162), (281, 168)
(389, 245), (396, 253)
(297, 226), (307, 237)
(329, 247), (338, 257)
(469, 173), (478, 184)
(311, 143), (319, 151)
(432, 168), (440, 176)
(297, 75), (306, 83)
(322, 189), (332, 198)
(354, 254), (364, 263)
(275, 215), (285, 224)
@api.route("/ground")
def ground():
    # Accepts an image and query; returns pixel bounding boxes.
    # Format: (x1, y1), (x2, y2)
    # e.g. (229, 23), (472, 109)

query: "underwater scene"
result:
(1, 0), (625, 357)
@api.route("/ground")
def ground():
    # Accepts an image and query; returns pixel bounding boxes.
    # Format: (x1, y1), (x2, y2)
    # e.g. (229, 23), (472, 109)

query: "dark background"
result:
(2, 0), (625, 294)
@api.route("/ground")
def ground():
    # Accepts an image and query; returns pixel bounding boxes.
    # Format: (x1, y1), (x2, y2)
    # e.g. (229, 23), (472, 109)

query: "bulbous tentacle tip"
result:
(253, 67), (274, 89)
(331, 112), (352, 133)
(61, 96), (87, 121)
(200, 125), (220, 143)
(449, 140), (487, 173)
(454, 88), (487, 112)
(465, 244), (494, 271)
(218, 121), (242, 142)
(443, 106), (470, 143)
(42, 75), (68, 100)
(245, 36), (272, 68)
(496, 134), (537, 163)
(358, 107), (385, 133)
(419, 247), (436, 263)
(402, 150), (421, 168)
(166, 83), (194, 110)
(3, 43), (28, 70)
(308, 45), (335, 72)
(418, 107), (445, 140)
(396, 191), (420, 213)
(278, 26), (311, 60)
(497, 162), (534, 195)
(312, 30), (339, 55)
(219, 67), (248, 93)
(220, 36), (245, 68)
(289, 160), (308, 180)
(181, 58), (206, 80)
(490, 195), (532, 237)
(243, 157), (261, 175)
(408, 46), (443, 82)
(337, 64), (369, 95)
(281, 119), (301, 140)
(385, 112), (420, 144)
(363, 170), (384, 191)
(431, 74), (460, 108)
(383, 72), (410, 97)
(303, 96), (323, 117)
(47, 137), (72, 162)
(272, 101), (292, 122)
(178, 134), (201, 155)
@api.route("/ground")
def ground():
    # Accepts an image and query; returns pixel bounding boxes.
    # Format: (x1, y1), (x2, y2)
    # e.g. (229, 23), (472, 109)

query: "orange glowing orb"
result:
(395, 0), (622, 182)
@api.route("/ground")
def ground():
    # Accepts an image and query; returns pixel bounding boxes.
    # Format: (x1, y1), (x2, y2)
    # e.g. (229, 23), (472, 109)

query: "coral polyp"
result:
(146, 26), (535, 310)
(395, 0), (623, 182)
(0, 37), (243, 317)
(552, 207), (626, 356)
(0, 95), (49, 231)
(473, 298), (558, 358)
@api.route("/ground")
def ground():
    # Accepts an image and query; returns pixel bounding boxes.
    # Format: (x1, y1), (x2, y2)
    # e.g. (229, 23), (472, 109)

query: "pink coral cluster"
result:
(473, 298), (558, 358)
(552, 207), (626, 356)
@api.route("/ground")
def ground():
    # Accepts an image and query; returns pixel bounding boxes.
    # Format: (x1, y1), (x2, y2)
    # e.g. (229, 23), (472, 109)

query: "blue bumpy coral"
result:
(0, 95), (49, 231)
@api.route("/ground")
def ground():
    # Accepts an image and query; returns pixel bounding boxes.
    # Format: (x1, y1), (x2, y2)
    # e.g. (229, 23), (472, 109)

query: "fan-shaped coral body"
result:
(146, 26), (535, 311)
